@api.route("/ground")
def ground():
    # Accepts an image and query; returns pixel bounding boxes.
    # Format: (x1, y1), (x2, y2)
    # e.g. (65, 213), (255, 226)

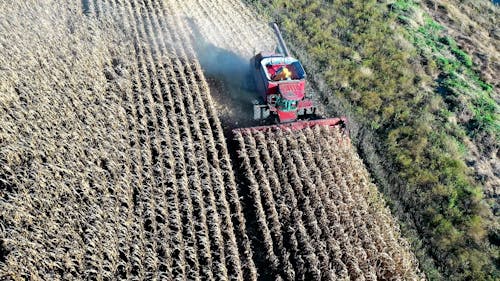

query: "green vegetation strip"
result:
(245, 0), (498, 280)
(396, 0), (499, 145)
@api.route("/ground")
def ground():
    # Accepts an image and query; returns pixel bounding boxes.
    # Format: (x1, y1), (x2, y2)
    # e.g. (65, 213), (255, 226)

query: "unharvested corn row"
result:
(235, 126), (425, 281)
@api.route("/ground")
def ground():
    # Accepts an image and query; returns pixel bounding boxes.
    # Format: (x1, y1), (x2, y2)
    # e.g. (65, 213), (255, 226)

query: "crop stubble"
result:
(1, 0), (255, 280)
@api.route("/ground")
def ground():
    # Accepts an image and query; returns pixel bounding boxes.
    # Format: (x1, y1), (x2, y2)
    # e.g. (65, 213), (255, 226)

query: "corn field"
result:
(0, 0), (256, 280)
(234, 126), (424, 280)
(0, 0), (422, 280)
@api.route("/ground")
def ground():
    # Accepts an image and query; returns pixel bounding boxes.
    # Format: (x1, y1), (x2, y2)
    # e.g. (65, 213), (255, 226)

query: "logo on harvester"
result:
(282, 91), (296, 100)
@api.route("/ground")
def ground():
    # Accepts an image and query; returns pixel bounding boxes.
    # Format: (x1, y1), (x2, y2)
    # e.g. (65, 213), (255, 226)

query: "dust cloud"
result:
(185, 18), (267, 129)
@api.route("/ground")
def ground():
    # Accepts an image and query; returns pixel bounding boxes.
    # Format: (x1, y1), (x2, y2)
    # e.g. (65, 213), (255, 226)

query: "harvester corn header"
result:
(234, 23), (347, 134)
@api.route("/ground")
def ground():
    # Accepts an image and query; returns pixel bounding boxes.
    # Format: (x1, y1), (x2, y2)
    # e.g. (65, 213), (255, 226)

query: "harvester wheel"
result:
(253, 102), (270, 121)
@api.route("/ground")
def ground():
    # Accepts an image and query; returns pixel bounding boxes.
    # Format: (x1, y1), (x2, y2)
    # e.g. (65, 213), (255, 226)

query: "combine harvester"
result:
(234, 23), (347, 134)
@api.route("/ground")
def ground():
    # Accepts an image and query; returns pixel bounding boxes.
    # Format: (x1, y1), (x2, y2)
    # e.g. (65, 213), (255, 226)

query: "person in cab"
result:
(272, 66), (291, 81)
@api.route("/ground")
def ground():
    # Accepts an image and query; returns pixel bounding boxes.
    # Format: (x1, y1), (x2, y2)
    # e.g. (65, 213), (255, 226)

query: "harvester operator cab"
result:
(272, 66), (292, 81)
(262, 57), (305, 81)
(250, 23), (322, 123)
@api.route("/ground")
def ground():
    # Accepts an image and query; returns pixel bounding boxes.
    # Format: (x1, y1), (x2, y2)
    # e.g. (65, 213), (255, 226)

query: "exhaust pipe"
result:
(271, 22), (291, 57)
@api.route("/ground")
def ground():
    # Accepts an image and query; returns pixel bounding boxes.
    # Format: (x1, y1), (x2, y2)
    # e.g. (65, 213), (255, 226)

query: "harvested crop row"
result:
(0, 0), (256, 280)
(234, 126), (425, 281)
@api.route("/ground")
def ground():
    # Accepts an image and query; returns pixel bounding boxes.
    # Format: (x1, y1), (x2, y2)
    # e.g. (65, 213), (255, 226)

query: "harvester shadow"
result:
(186, 18), (277, 280)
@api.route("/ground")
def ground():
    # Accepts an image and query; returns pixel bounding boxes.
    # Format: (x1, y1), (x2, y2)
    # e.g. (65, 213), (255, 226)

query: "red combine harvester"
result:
(234, 23), (347, 133)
